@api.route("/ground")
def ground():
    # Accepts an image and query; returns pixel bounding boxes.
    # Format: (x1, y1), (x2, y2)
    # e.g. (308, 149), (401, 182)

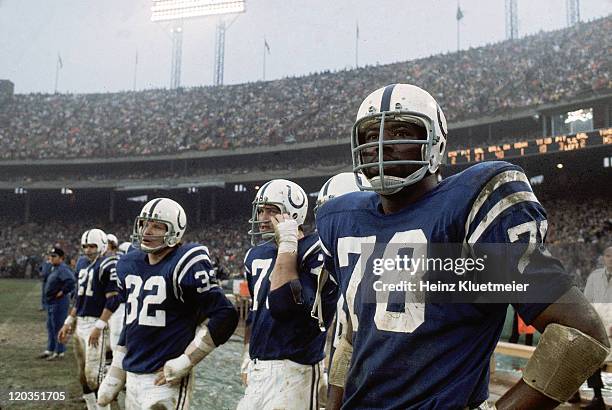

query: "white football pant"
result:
(74, 316), (108, 391)
(125, 371), (193, 410)
(237, 359), (322, 410)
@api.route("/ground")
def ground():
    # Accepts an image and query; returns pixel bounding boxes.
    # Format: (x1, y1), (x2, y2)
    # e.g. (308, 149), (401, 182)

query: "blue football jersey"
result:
(74, 254), (119, 318)
(116, 243), (232, 373)
(315, 161), (573, 410)
(244, 233), (337, 365)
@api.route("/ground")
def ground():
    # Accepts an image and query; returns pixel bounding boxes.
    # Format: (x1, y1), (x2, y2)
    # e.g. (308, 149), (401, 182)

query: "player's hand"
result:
(154, 368), (167, 386)
(89, 327), (101, 347)
(271, 213), (298, 252)
(58, 324), (73, 344)
(241, 372), (248, 386)
(156, 354), (193, 386)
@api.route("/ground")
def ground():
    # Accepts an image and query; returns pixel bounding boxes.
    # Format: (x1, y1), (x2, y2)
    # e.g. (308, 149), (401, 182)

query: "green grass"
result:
(0, 279), (85, 409)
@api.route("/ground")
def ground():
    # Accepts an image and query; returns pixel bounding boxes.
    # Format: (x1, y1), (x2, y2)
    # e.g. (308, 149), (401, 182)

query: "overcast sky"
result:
(0, 0), (610, 94)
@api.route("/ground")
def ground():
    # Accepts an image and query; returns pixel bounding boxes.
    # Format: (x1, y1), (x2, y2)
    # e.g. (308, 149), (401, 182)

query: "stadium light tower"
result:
(214, 20), (226, 86)
(505, 0), (518, 40)
(151, 0), (246, 88)
(170, 23), (183, 89)
(566, 0), (580, 27)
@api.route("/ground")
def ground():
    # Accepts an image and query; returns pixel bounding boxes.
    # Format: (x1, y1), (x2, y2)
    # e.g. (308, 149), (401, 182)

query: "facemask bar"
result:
(248, 198), (287, 246)
(131, 216), (177, 253)
(351, 111), (436, 194)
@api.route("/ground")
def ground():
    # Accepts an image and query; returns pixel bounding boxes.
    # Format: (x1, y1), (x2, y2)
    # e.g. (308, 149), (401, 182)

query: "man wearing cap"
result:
(38, 247), (75, 360)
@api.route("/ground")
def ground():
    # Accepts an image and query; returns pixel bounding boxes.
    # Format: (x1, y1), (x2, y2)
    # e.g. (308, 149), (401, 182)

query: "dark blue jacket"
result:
(44, 263), (75, 304)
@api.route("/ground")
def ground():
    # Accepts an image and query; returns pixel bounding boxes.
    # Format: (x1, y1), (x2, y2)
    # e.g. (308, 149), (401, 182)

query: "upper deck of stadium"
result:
(0, 15), (609, 163)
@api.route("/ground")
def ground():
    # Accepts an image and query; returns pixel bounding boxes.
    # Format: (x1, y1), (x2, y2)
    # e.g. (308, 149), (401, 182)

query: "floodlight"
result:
(151, 0), (246, 22)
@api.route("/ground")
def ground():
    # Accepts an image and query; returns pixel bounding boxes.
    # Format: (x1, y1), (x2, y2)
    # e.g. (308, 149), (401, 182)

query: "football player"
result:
(238, 179), (338, 410)
(91, 234), (123, 352)
(58, 228), (118, 410)
(97, 197), (238, 409)
(317, 83), (610, 409)
(106, 234), (119, 254)
(313, 172), (370, 409)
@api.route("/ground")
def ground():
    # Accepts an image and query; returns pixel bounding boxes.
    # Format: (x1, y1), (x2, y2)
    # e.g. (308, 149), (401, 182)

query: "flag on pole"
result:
(264, 39), (271, 54)
(57, 53), (63, 69)
(456, 6), (464, 21)
(356, 21), (359, 40)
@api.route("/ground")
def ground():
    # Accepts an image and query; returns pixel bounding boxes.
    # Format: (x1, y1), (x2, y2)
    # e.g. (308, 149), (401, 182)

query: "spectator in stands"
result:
(0, 16), (609, 161)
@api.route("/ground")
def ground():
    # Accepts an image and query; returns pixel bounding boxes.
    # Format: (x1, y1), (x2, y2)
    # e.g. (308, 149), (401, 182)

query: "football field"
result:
(0, 279), (244, 409)
(0, 279), (84, 409)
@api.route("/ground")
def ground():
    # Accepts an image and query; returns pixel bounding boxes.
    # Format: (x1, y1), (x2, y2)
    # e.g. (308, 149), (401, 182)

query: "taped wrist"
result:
(64, 315), (75, 327)
(95, 319), (107, 330)
(275, 219), (298, 254)
(185, 325), (217, 364)
(329, 337), (353, 388)
(522, 323), (609, 402)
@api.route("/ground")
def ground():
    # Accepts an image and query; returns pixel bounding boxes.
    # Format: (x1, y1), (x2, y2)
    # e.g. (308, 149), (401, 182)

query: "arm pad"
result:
(97, 345), (126, 405)
(164, 325), (218, 384)
(268, 280), (305, 320)
(522, 323), (609, 402)
(329, 337), (352, 388)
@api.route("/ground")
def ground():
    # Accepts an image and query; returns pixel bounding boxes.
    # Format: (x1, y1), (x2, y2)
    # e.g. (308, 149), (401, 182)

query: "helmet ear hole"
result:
(292, 213), (298, 220)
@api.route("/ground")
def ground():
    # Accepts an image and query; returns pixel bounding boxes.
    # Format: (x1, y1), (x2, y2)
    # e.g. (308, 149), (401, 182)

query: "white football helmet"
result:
(248, 179), (308, 245)
(131, 198), (187, 253)
(351, 83), (448, 195)
(81, 228), (108, 257)
(106, 234), (118, 246)
(117, 242), (131, 255)
(314, 172), (371, 215)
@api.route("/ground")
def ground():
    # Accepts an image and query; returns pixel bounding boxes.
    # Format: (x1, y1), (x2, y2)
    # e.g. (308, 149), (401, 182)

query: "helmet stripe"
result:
(257, 181), (273, 200)
(147, 198), (164, 218)
(85, 229), (90, 244)
(380, 83), (397, 112)
(321, 178), (332, 198)
(437, 105), (447, 138)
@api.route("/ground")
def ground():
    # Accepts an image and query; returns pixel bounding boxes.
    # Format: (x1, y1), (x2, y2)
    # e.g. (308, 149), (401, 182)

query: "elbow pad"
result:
(329, 337), (353, 388)
(522, 323), (609, 402)
(268, 280), (305, 320)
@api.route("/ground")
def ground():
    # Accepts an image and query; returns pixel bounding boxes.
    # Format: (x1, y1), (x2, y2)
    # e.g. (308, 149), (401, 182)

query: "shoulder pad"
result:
(317, 190), (377, 218)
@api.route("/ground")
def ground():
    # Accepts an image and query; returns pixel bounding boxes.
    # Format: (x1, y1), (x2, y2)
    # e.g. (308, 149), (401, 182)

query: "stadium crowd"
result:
(1, 198), (610, 289)
(0, 16), (609, 160)
(0, 218), (250, 280)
